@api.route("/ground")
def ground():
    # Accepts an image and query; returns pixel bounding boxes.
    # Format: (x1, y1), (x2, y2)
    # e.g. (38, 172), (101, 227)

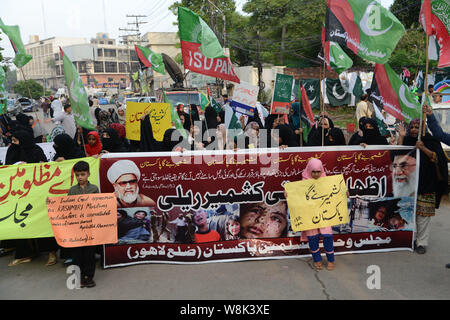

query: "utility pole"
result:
(118, 14), (149, 94)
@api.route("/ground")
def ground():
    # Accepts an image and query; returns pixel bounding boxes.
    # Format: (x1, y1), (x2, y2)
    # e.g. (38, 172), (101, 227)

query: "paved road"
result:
(1, 197), (449, 300)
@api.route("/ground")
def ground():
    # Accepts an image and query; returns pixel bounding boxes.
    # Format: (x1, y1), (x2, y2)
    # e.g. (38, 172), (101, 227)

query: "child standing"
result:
(68, 161), (100, 288)
(300, 158), (336, 271)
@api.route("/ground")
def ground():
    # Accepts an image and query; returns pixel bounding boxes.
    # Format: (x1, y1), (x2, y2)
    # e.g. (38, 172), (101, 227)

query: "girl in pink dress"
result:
(300, 158), (335, 271)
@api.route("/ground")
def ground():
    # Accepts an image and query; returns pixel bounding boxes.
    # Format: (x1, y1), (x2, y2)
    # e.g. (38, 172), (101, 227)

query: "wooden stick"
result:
(420, 34), (430, 141)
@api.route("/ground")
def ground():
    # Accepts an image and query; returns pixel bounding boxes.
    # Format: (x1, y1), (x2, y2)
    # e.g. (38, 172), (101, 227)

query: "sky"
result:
(0, 0), (395, 59)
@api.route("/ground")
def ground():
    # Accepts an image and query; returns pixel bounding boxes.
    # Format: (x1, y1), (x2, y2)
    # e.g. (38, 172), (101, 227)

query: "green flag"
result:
(326, 78), (351, 106)
(326, 0), (405, 64)
(60, 47), (95, 130)
(300, 79), (321, 110)
(0, 18), (32, 68)
(200, 92), (210, 111)
(135, 44), (166, 75)
(177, 6), (240, 83)
(349, 74), (364, 102)
(163, 90), (187, 139)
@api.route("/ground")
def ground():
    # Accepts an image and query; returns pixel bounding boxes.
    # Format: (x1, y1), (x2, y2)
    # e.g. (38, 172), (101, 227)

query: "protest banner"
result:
(46, 193), (117, 247)
(125, 102), (172, 141)
(285, 174), (349, 232)
(230, 81), (259, 117)
(271, 73), (294, 114)
(99, 146), (417, 267)
(0, 157), (100, 240)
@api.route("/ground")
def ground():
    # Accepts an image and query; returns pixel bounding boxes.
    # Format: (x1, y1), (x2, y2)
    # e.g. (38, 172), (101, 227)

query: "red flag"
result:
(301, 85), (315, 127)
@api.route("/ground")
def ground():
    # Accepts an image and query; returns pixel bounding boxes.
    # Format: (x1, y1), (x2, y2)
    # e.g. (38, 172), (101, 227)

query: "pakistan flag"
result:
(60, 47), (95, 130)
(299, 79), (321, 110)
(325, 78), (351, 106)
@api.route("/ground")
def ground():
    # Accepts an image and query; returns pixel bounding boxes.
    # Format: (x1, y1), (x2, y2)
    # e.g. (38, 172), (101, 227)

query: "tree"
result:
(13, 79), (49, 100)
(390, 0), (422, 29)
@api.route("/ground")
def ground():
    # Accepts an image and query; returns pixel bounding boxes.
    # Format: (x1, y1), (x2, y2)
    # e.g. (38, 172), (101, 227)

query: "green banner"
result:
(61, 48), (95, 130)
(271, 73), (294, 114)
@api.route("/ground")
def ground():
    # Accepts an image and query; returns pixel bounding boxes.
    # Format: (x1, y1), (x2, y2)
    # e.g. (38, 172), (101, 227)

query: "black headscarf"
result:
(348, 117), (367, 145)
(360, 118), (388, 145)
(190, 104), (200, 122)
(139, 114), (158, 152)
(274, 124), (298, 147)
(403, 120), (448, 208)
(307, 116), (334, 147)
(5, 130), (47, 165)
(203, 106), (218, 130)
(53, 133), (85, 160)
(102, 127), (127, 153)
(326, 127), (347, 146)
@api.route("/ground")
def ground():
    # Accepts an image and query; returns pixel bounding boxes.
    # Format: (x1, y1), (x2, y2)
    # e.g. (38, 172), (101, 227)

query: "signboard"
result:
(285, 174), (349, 232)
(47, 193), (117, 247)
(271, 73), (294, 114)
(230, 81), (259, 117)
(125, 102), (172, 142)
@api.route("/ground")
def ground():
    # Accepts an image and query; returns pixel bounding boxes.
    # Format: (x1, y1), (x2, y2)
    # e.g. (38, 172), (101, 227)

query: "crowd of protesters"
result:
(0, 89), (448, 280)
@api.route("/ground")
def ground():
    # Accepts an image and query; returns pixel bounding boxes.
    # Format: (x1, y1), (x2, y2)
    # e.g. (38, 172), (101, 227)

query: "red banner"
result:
(99, 147), (417, 268)
(181, 40), (240, 83)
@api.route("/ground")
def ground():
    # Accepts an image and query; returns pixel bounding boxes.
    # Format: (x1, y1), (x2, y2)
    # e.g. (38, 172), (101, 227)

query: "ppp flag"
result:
(321, 26), (353, 75)
(0, 18), (32, 68)
(419, 0), (450, 68)
(178, 7), (240, 83)
(60, 47), (95, 130)
(325, 0), (405, 65)
(135, 44), (166, 74)
(369, 63), (421, 123)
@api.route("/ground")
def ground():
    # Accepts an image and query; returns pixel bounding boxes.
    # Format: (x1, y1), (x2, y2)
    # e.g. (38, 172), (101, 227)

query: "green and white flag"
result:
(60, 47), (95, 130)
(224, 103), (242, 139)
(325, 78), (351, 106)
(349, 73), (364, 102)
(0, 18), (32, 68)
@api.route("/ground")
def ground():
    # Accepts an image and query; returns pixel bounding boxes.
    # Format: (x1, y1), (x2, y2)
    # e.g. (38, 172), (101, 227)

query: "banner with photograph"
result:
(100, 146), (417, 267)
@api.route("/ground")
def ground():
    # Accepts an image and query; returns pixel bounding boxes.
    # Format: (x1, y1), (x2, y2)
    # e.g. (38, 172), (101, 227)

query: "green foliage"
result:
(390, 0), (422, 29)
(13, 80), (46, 100)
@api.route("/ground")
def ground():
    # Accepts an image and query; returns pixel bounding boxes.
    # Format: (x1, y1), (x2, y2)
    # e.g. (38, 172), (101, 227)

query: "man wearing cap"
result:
(107, 160), (156, 208)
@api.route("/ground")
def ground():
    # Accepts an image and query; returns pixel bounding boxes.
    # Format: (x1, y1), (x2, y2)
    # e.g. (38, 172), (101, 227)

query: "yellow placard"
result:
(0, 157), (100, 240)
(125, 102), (172, 142)
(284, 174), (349, 232)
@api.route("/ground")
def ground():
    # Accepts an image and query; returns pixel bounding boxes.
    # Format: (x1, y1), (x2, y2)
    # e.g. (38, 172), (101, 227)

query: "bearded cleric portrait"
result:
(106, 159), (156, 208)
(390, 149), (417, 198)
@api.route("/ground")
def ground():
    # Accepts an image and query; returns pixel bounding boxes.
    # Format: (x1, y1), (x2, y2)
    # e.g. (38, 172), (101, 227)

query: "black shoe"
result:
(446, 263), (450, 269)
(83, 277), (96, 288)
(415, 246), (426, 254)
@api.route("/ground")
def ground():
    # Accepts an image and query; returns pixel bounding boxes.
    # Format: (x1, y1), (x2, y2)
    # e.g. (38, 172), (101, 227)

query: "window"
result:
(97, 48), (103, 57)
(55, 53), (60, 61)
(104, 49), (117, 58)
(105, 62), (117, 73)
(78, 62), (87, 73)
(94, 61), (104, 73)
(130, 50), (138, 61)
(119, 63), (128, 73)
(108, 41), (113, 45)
(107, 77), (114, 82)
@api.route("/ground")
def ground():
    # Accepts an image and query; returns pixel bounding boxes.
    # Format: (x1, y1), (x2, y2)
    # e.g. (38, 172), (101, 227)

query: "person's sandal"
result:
(45, 252), (57, 266)
(8, 257), (32, 267)
(313, 261), (323, 270)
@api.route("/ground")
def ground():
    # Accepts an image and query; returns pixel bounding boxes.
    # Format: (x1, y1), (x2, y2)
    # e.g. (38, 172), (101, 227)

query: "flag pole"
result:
(298, 82), (303, 147)
(20, 67), (45, 137)
(420, 34), (430, 141)
(321, 59), (326, 147)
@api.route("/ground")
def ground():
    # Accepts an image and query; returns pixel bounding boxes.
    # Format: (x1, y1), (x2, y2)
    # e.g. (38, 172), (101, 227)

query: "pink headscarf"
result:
(302, 158), (326, 180)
